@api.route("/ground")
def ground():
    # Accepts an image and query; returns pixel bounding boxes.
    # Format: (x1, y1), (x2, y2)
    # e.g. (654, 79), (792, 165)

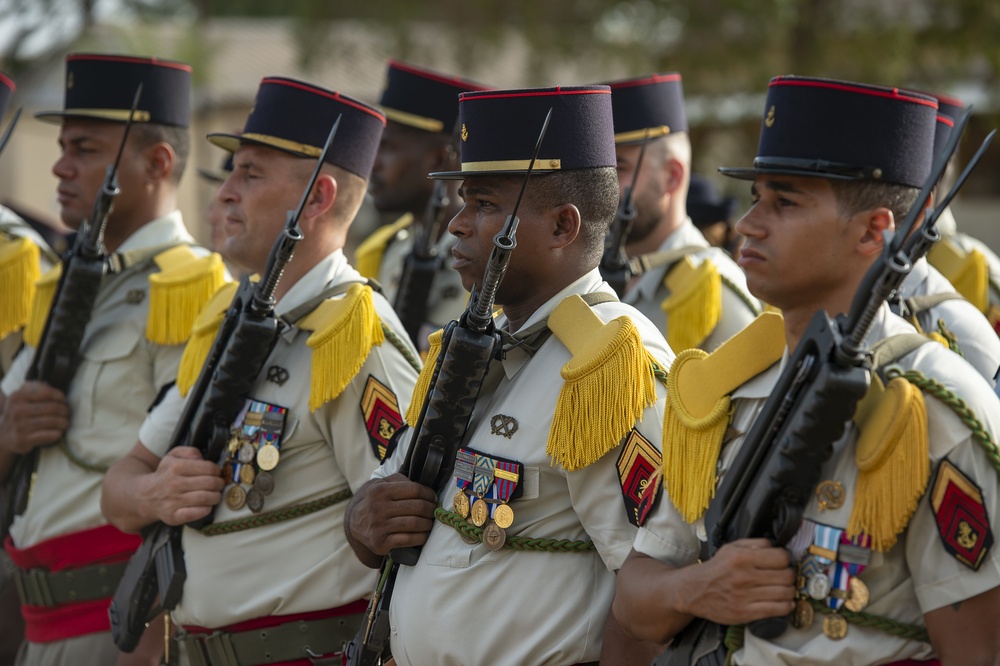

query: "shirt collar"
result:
(275, 249), (358, 317)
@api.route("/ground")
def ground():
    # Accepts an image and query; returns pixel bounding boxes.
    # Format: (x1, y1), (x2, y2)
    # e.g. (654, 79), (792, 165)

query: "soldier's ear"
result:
(550, 202), (581, 250)
(144, 142), (176, 182)
(856, 206), (893, 258)
(303, 173), (338, 221)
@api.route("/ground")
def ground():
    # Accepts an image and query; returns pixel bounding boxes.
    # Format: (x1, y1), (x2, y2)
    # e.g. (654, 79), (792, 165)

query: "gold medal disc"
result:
(844, 577), (870, 612)
(822, 614), (848, 640)
(493, 503), (514, 529)
(453, 492), (470, 518)
(482, 521), (506, 551)
(240, 464), (256, 485)
(257, 444), (280, 471)
(470, 499), (489, 527)
(225, 484), (247, 511)
(791, 599), (814, 630)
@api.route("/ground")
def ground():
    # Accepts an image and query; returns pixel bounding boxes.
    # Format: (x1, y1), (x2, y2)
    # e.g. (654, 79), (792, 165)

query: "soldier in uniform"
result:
(353, 60), (487, 352)
(614, 76), (1000, 665)
(101, 76), (421, 665)
(0, 54), (219, 665)
(345, 85), (674, 665)
(604, 73), (760, 353)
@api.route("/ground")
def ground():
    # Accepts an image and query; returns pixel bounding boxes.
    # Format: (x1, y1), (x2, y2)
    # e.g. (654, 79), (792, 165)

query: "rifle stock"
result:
(109, 117), (341, 651)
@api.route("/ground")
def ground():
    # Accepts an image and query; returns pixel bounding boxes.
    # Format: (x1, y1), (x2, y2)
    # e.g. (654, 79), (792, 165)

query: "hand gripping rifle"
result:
(108, 117), (341, 652)
(2, 86), (142, 532)
(347, 109), (554, 666)
(599, 136), (649, 297)
(392, 178), (452, 347)
(660, 110), (981, 666)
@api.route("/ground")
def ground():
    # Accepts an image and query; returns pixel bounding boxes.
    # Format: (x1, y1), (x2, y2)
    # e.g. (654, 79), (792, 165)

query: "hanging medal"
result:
(219, 399), (289, 514)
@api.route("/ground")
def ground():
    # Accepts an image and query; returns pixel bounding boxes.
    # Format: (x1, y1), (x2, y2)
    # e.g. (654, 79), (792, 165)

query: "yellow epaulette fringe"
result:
(304, 283), (384, 411)
(405, 328), (443, 427)
(146, 246), (227, 346)
(177, 281), (239, 397)
(662, 312), (785, 523)
(928, 239), (989, 314)
(546, 294), (659, 471)
(0, 237), (41, 339)
(353, 213), (413, 279)
(849, 373), (929, 552)
(661, 255), (722, 352)
(23, 263), (62, 348)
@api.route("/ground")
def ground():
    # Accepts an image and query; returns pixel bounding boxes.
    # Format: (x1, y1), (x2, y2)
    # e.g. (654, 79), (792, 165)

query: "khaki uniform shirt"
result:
(2, 212), (196, 548)
(139, 250), (419, 628)
(899, 257), (1000, 384)
(374, 268), (675, 665)
(625, 219), (759, 352)
(635, 305), (1000, 665)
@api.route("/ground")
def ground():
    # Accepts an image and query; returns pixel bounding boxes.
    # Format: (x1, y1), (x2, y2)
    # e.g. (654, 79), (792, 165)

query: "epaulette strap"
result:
(177, 281), (239, 397)
(662, 312), (785, 523)
(23, 263), (62, 348)
(353, 213), (413, 279)
(405, 327), (442, 427)
(546, 294), (659, 471)
(927, 239), (989, 314)
(146, 246), (227, 345)
(629, 245), (705, 276)
(305, 283), (384, 411)
(0, 237), (42, 339)
(661, 255), (722, 352)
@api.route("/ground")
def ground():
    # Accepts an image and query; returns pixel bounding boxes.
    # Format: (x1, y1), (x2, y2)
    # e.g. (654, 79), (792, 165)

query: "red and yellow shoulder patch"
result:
(360, 375), (403, 462)
(616, 428), (662, 527)
(930, 458), (993, 571)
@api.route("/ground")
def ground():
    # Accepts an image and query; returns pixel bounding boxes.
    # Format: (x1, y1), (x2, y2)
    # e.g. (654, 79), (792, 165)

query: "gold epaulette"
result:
(928, 239), (989, 314)
(146, 246), (227, 346)
(353, 213), (413, 279)
(849, 368), (929, 552)
(0, 237), (42, 339)
(23, 263), (62, 348)
(545, 294), (660, 471)
(663, 312), (785, 523)
(661, 255), (722, 352)
(301, 283), (384, 411)
(405, 327), (443, 427)
(176, 281), (239, 397)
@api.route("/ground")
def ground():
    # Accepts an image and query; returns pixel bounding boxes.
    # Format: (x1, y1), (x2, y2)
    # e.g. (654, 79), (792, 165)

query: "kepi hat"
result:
(379, 60), (488, 134)
(605, 73), (687, 144)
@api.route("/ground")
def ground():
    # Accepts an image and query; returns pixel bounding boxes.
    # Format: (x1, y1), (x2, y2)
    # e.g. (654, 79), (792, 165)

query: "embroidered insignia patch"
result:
(125, 288), (146, 305)
(360, 375), (403, 462)
(490, 414), (518, 439)
(616, 429), (662, 527)
(266, 365), (290, 386)
(930, 458), (993, 571)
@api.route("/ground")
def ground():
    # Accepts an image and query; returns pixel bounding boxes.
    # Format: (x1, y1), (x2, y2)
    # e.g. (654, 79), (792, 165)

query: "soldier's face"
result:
(615, 143), (666, 245)
(369, 122), (440, 214)
(51, 119), (146, 230)
(216, 144), (308, 273)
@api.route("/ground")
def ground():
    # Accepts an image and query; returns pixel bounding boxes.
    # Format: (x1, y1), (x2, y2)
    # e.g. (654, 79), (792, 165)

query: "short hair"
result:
(828, 179), (921, 226)
(129, 123), (190, 184)
(526, 166), (620, 262)
(328, 165), (368, 226)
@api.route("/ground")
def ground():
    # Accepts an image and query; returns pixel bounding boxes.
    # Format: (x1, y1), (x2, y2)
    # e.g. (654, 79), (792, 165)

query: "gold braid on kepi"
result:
(849, 372), (929, 552)
(405, 327), (441, 426)
(303, 283), (384, 411)
(23, 263), (62, 348)
(353, 213), (412, 279)
(176, 281), (239, 397)
(928, 239), (989, 314)
(147, 246), (227, 346)
(0, 237), (41, 339)
(662, 312), (785, 523)
(546, 294), (658, 471)
(660, 255), (722, 352)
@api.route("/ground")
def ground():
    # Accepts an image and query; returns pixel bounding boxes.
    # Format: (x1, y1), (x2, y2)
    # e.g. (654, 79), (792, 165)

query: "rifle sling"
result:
(869, 334), (935, 379)
(278, 278), (379, 328)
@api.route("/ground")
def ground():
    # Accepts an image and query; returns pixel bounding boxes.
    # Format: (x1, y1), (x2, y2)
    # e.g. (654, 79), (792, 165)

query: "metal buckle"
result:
(202, 630), (239, 666)
(17, 568), (55, 607)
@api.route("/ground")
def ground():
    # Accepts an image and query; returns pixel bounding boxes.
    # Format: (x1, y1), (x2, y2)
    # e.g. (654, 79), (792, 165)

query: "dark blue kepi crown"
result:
(605, 73), (687, 144)
(929, 92), (965, 159)
(429, 86), (616, 180)
(720, 76), (938, 188)
(208, 77), (386, 179)
(379, 60), (488, 134)
(0, 72), (14, 118)
(36, 53), (191, 127)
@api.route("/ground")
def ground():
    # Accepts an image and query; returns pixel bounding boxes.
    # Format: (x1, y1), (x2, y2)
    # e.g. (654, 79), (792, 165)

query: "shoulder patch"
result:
(360, 375), (403, 462)
(353, 213), (413, 279)
(930, 458), (993, 571)
(661, 255), (721, 352)
(616, 428), (662, 527)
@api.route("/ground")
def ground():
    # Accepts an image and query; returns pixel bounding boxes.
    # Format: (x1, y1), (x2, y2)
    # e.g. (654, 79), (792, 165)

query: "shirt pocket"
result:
(74, 324), (144, 429)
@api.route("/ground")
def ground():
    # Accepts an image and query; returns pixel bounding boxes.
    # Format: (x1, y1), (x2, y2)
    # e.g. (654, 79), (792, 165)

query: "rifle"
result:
(392, 178), (452, 347)
(659, 109), (984, 665)
(108, 117), (341, 652)
(347, 108), (554, 666)
(2, 86), (142, 532)
(599, 134), (649, 297)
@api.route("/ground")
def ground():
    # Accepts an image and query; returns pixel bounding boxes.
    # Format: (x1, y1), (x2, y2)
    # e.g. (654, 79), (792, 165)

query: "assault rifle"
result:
(347, 109), (554, 666)
(392, 178), (452, 347)
(659, 109), (983, 666)
(599, 136), (649, 297)
(2, 86), (142, 533)
(108, 117), (341, 652)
